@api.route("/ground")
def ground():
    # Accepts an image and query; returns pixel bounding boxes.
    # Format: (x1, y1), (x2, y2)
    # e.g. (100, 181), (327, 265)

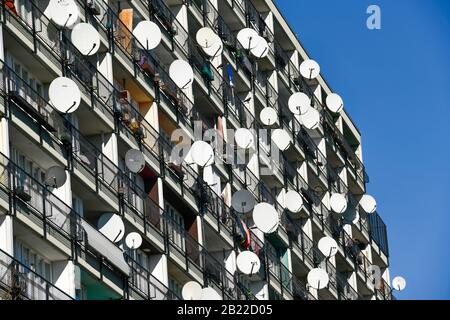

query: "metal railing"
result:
(162, 212), (255, 300)
(0, 249), (72, 300)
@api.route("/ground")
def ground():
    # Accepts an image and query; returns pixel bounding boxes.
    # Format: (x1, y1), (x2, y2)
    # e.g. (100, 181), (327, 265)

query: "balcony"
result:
(0, 60), (67, 165)
(161, 213), (254, 300)
(368, 212), (389, 266)
(90, 0), (194, 125)
(0, 248), (72, 300)
(0, 153), (131, 296)
(187, 0), (255, 88)
(126, 256), (180, 300)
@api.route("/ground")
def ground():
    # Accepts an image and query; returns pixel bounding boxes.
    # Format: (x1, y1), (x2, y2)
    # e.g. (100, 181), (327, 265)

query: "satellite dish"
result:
(318, 237), (338, 258)
(288, 92), (310, 115)
(231, 190), (256, 213)
(196, 27), (217, 48)
(48, 77), (81, 113)
(299, 107), (320, 130)
(236, 251), (261, 275)
(300, 59), (320, 80)
(132, 20), (162, 50)
(285, 190), (303, 213)
(271, 129), (292, 151)
(260, 107), (278, 126)
(203, 40), (223, 58)
(237, 28), (260, 50)
(71, 23), (100, 56)
(169, 59), (194, 89)
(326, 93), (344, 114)
(359, 194), (377, 214)
(190, 141), (215, 167)
(250, 36), (269, 59)
(392, 276), (406, 291)
(97, 213), (125, 243)
(330, 193), (348, 214)
(49, 0), (79, 29)
(125, 149), (145, 174)
(235, 128), (255, 149)
(125, 232), (142, 250)
(307, 268), (329, 290)
(196, 27), (223, 57)
(200, 287), (222, 300)
(44, 166), (67, 188)
(253, 203), (279, 234)
(182, 281), (202, 300)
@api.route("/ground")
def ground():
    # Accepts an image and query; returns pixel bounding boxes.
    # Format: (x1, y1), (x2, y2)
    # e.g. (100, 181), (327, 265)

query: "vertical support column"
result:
(0, 23), (13, 255)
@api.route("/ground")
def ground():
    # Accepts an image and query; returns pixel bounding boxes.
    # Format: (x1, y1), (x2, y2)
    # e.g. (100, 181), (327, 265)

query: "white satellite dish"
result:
(392, 276), (406, 291)
(200, 287), (222, 300)
(132, 20), (162, 50)
(326, 93), (344, 114)
(190, 141), (215, 167)
(307, 268), (329, 290)
(330, 193), (348, 214)
(125, 232), (142, 250)
(44, 166), (67, 188)
(49, 0), (79, 29)
(169, 59), (194, 89)
(318, 237), (338, 258)
(271, 129), (292, 151)
(196, 27), (223, 58)
(250, 36), (269, 59)
(300, 107), (320, 130)
(288, 92), (310, 115)
(196, 27), (217, 48)
(300, 59), (320, 80)
(97, 213), (125, 243)
(71, 23), (100, 56)
(236, 251), (261, 275)
(235, 128), (255, 149)
(125, 149), (145, 174)
(253, 203), (279, 234)
(203, 40), (224, 58)
(182, 281), (202, 300)
(231, 190), (256, 213)
(260, 107), (278, 126)
(49, 77), (81, 113)
(285, 190), (303, 213)
(237, 28), (260, 50)
(359, 194), (377, 214)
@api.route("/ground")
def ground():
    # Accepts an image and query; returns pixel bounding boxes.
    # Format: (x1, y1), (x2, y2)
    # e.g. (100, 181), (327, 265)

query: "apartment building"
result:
(0, 0), (391, 300)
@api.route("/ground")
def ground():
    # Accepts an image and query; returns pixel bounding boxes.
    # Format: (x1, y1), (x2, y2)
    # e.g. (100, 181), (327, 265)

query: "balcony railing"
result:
(368, 212), (389, 257)
(162, 212), (255, 300)
(126, 256), (180, 300)
(0, 249), (72, 300)
(188, 0), (254, 81)
(146, 0), (190, 56)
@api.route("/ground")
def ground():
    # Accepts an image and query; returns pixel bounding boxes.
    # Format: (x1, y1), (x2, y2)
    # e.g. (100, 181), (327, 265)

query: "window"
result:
(11, 147), (45, 211)
(129, 250), (150, 293)
(14, 240), (52, 300)
(266, 242), (281, 279)
(164, 202), (185, 251)
(72, 195), (84, 217)
(168, 278), (182, 299)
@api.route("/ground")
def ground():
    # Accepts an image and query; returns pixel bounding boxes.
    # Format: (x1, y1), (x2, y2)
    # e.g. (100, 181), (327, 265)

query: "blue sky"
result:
(276, 0), (450, 299)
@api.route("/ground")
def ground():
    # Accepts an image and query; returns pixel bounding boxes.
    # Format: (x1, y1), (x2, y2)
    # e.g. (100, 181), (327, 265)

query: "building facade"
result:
(0, 0), (391, 300)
